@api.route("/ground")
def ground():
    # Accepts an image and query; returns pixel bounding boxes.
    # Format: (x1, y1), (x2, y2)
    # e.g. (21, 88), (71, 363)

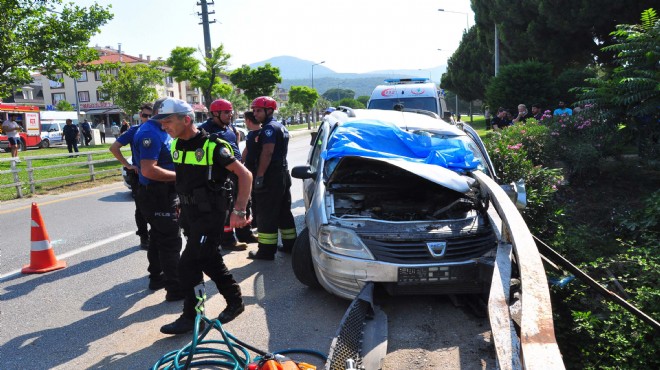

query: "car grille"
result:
(359, 230), (496, 264)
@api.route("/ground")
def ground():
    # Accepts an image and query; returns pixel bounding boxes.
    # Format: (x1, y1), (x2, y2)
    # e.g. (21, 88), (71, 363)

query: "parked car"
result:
(290, 108), (524, 300)
(39, 122), (66, 148)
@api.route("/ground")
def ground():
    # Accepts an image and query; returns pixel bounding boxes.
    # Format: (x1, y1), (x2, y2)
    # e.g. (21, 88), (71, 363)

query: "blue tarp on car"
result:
(322, 120), (481, 172)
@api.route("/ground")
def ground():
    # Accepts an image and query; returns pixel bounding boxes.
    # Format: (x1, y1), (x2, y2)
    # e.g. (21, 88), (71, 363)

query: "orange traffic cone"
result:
(22, 202), (66, 274)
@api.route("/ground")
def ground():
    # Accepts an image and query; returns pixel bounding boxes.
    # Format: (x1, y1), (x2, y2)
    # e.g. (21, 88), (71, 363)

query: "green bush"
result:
(484, 61), (559, 110)
(544, 107), (624, 182)
(551, 191), (660, 369)
(484, 122), (563, 233)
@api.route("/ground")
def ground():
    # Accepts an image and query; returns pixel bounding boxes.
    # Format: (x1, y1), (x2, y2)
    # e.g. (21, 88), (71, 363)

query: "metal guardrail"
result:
(472, 171), (565, 370)
(0, 148), (128, 198)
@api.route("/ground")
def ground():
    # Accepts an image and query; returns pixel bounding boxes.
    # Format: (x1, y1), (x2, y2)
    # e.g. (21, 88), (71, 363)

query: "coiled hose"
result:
(152, 314), (328, 369)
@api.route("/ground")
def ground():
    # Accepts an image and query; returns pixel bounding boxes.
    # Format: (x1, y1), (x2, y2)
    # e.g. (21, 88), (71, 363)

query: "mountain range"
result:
(247, 56), (447, 98)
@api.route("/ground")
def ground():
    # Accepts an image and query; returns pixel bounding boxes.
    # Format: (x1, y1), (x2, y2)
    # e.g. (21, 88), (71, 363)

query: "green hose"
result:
(152, 314), (328, 369)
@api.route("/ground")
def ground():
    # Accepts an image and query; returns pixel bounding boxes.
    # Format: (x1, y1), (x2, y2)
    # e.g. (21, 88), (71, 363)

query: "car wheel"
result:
(40, 139), (50, 148)
(19, 139), (26, 152)
(291, 227), (321, 288)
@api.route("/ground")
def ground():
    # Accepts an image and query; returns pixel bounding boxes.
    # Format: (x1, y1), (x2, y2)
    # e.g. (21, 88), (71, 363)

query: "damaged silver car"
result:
(291, 108), (524, 300)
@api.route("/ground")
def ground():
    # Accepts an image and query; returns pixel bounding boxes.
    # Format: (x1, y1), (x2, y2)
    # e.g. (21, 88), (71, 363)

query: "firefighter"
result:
(155, 98), (252, 335)
(248, 96), (297, 261)
(200, 99), (257, 249)
(133, 97), (184, 300)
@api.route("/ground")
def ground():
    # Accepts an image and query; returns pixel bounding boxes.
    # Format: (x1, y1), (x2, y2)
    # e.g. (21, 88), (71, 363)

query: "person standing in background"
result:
(109, 103), (153, 251)
(2, 114), (22, 159)
(62, 118), (80, 155)
(96, 120), (106, 144)
(248, 96), (297, 260)
(111, 122), (120, 139)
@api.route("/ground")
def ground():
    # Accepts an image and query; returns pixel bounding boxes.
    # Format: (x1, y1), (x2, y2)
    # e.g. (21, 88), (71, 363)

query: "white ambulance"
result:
(367, 78), (449, 120)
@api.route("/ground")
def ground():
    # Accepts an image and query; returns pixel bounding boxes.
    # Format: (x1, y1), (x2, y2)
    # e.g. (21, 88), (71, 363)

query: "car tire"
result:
(291, 227), (321, 288)
(19, 139), (26, 152)
(40, 139), (50, 148)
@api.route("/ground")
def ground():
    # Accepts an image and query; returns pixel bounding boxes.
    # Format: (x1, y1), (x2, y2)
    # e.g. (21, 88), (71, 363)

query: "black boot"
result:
(218, 301), (245, 324)
(160, 315), (204, 335)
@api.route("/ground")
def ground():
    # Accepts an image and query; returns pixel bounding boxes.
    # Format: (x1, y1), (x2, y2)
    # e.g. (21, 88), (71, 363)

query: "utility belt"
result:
(178, 187), (231, 212)
(138, 181), (176, 194)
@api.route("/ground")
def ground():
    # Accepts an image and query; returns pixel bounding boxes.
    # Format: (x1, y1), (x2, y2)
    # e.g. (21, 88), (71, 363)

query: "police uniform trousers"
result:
(254, 165), (297, 256)
(127, 171), (149, 240)
(135, 182), (182, 294)
(179, 197), (242, 319)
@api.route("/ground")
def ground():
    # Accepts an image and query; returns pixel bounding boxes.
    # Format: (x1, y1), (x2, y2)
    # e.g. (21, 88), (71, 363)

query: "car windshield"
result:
(41, 123), (56, 131)
(368, 97), (438, 113)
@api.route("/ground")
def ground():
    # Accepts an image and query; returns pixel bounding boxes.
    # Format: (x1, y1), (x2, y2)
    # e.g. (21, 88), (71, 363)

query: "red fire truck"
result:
(0, 103), (42, 152)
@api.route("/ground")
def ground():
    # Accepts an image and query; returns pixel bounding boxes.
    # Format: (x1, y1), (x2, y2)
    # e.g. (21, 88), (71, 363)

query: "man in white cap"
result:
(154, 98), (252, 335)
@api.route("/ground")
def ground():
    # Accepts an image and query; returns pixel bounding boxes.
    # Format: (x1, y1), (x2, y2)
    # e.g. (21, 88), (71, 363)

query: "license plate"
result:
(398, 266), (452, 284)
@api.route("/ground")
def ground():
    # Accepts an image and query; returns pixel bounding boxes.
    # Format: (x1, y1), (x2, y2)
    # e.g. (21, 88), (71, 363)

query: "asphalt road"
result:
(0, 130), (495, 369)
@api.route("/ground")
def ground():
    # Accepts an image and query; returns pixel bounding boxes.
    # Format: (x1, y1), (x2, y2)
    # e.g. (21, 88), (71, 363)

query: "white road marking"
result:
(0, 231), (134, 282)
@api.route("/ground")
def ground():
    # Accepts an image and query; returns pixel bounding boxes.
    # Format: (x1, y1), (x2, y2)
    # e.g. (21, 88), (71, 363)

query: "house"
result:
(34, 45), (205, 126)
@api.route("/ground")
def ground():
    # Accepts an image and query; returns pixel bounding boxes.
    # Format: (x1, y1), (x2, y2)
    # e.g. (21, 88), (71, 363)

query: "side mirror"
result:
(500, 179), (527, 210)
(291, 165), (315, 180)
(309, 132), (318, 146)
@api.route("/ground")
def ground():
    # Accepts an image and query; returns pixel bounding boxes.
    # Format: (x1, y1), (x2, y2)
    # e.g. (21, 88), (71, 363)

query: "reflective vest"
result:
(170, 136), (235, 194)
(171, 137), (234, 166)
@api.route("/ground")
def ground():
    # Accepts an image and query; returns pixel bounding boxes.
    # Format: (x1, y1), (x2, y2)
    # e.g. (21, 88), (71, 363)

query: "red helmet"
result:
(210, 98), (233, 112)
(251, 96), (277, 110)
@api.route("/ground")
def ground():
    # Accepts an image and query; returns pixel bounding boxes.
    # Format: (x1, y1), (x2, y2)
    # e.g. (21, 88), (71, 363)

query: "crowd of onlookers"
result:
(483, 100), (577, 130)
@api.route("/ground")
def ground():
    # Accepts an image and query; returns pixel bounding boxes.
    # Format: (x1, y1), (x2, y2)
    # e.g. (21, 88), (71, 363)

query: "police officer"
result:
(248, 96), (297, 260)
(200, 99), (257, 248)
(109, 102), (152, 251)
(155, 98), (251, 335)
(241, 111), (262, 229)
(133, 98), (184, 301)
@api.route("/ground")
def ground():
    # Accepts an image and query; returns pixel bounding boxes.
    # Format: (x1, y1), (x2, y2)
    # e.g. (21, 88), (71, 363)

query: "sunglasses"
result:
(141, 113), (152, 118)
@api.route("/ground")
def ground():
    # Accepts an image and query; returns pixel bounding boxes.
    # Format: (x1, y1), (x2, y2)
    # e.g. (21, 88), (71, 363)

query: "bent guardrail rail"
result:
(472, 171), (564, 370)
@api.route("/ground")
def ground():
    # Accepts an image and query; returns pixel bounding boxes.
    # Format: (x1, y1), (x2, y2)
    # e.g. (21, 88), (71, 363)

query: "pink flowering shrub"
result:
(484, 122), (563, 233)
(543, 106), (623, 181)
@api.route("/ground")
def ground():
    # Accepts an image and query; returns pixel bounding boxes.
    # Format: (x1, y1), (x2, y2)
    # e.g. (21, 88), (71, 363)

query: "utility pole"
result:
(197, 0), (216, 58)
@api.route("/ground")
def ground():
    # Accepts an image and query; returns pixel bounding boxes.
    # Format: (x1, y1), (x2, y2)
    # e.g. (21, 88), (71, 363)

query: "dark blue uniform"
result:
(133, 120), (182, 298)
(169, 132), (243, 322)
(199, 119), (250, 246)
(117, 125), (148, 240)
(62, 123), (79, 153)
(253, 118), (297, 257)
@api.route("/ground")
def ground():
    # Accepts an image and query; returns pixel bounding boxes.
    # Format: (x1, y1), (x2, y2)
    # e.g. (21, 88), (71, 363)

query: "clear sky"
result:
(70, 0), (474, 74)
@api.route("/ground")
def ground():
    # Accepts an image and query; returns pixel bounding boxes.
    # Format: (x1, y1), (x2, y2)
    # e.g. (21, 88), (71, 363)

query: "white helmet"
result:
(152, 98), (193, 120)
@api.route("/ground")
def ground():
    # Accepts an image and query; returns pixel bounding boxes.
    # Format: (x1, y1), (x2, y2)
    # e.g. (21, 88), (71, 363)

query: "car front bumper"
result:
(310, 234), (495, 300)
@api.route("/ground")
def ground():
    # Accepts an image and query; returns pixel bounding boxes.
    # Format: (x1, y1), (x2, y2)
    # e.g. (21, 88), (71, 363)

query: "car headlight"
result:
(318, 225), (374, 260)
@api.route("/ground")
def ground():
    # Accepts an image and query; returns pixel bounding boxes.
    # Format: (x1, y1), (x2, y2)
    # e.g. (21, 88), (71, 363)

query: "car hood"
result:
(327, 156), (472, 193)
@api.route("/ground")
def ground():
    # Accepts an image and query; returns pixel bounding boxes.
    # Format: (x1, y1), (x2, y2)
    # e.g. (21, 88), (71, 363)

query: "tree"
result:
(229, 64), (282, 101)
(0, 0), (113, 98)
(440, 27), (492, 102)
(337, 98), (366, 109)
(356, 95), (370, 106)
(167, 45), (232, 110)
(96, 62), (167, 118)
(471, 0), (657, 73)
(223, 89), (249, 116)
(288, 86), (319, 112)
(579, 8), (660, 161)
(484, 61), (559, 111)
(322, 88), (355, 102)
(278, 102), (303, 124)
(56, 99), (74, 111)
